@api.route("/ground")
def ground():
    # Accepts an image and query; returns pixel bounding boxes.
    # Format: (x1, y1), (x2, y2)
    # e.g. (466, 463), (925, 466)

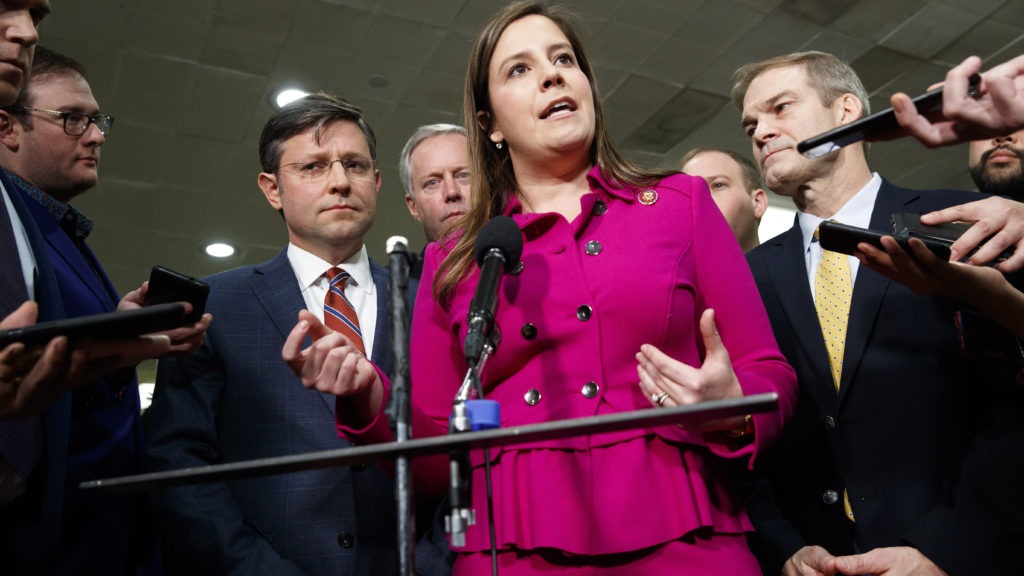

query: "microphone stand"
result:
(387, 238), (414, 576)
(446, 342), (495, 547)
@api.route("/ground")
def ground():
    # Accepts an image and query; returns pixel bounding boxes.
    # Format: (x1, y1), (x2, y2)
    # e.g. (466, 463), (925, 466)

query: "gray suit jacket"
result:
(145, 249), (404, 576)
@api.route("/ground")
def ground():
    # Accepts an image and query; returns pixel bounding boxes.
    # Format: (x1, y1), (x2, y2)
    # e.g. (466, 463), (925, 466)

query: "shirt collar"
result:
(1, 166), (93, 242)
(798, 172), (882, 252)
(287, 243), (374, 296)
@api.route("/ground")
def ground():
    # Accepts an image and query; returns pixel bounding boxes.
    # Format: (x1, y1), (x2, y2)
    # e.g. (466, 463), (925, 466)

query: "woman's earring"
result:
(495, 141), (504, 150)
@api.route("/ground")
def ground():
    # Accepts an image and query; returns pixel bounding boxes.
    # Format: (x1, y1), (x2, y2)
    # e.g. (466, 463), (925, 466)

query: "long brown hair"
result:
(436, 1), (676, 302)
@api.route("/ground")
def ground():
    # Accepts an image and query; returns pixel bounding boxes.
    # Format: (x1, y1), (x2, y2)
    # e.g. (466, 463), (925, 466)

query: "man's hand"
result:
(0, 301), (86, 418)
(119, 281), (212, 355)
(282, 310), (383, 427)
(834, 546), (947, 576)
(783, 545), (838, 576)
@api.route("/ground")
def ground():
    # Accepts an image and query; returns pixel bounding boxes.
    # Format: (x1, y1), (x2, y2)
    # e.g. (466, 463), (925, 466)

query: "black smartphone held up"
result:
(817, 220), (889, 255)
(145, 266), (210, 323)
(0, 302), (187, 349)
(892, 212), (1015, 263)
(816, 219), (954, 260)
(797, 74), (981, 158)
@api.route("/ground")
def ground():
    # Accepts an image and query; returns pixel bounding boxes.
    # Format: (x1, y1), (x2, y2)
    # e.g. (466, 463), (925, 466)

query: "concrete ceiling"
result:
(36, 0), (1024, 296)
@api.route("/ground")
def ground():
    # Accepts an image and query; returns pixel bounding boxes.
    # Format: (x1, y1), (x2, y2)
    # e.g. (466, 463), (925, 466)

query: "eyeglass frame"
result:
(8, 106), (114, 136)
(276, 157), (378, 182)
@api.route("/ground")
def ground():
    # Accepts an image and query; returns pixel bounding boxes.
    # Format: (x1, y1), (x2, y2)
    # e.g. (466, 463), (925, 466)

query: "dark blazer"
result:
(19, 186), (155, 575)
(740, 179), (1024, 576)
(145, 249), (407, 576)
(3, 173), (71, 576)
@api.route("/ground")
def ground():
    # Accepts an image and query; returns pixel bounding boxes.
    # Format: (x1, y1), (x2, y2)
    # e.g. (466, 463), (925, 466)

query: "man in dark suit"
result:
(145, 93), (405, 575)
(732, 51), (1024, 576)
(0, 46), (209, 574)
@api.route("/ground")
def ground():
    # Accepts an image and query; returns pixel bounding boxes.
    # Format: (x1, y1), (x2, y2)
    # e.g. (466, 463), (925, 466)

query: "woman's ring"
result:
(653, 392), (669, 406)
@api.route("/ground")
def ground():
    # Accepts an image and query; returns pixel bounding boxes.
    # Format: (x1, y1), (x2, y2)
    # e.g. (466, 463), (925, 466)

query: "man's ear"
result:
(0, 111), (22, 151)
(751, 187), (768, 220)
(835, 93), (864, 126)
(257, 172), (282, 212)
(405, 195), (422, 222)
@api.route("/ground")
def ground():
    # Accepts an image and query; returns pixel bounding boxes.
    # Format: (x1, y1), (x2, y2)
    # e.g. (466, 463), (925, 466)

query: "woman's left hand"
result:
(636, 308), (744, 431)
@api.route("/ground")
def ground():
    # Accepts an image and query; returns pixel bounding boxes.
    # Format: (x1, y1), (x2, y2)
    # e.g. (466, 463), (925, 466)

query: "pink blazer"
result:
(347, 167), (797, 555)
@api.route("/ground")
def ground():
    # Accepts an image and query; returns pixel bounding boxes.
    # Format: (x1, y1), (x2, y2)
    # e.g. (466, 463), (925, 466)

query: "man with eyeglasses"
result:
(398, 124), (471, 278)
(0, 46), (210, 575)
(145, 92), (407, 575)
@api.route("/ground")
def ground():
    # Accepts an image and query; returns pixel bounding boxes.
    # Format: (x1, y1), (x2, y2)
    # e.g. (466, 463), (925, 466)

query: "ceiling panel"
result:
(24, 0), (1020, 295)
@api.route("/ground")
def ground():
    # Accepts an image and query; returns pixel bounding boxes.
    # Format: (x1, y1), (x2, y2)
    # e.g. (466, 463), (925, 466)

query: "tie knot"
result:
(326, 267), (350, 288)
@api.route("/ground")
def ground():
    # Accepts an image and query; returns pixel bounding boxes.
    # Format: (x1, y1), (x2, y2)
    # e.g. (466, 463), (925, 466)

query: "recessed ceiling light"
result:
(205, 242), (236, 258)
(273, 88), (310, 109)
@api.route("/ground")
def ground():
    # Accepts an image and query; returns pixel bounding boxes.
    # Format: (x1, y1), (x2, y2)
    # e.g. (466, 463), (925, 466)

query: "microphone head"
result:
(386, 235), (410, 254)
(473, 216), (523, 272)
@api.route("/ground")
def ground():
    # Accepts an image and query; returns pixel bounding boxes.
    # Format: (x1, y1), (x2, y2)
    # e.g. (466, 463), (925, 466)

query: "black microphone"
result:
(463, 216), (523, 365)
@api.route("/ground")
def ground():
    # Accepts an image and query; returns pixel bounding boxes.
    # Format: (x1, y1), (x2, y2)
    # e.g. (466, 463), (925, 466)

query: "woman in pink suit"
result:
(284, 2), (797, 573)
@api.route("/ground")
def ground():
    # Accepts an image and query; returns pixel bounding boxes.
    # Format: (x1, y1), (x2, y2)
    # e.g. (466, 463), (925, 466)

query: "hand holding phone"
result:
(145, 266), (210, 323)
(797, 74), (981, 158)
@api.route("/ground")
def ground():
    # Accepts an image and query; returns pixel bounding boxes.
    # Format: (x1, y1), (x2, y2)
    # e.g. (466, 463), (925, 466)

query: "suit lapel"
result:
(249, 250), (339, 416)
(18, 189), (115, 306)
(837, 180), (917, 402)
(766, 226), (838, 407)
(368, 259), (393, 377)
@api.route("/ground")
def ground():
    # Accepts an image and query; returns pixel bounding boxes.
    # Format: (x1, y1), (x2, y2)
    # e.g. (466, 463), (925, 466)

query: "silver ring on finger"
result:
(654, 391), (670, 406)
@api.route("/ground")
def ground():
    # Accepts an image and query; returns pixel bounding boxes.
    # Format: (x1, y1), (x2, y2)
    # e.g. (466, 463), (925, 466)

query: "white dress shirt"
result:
(287, 243), (377, 356)
(798, 172), (882, 300)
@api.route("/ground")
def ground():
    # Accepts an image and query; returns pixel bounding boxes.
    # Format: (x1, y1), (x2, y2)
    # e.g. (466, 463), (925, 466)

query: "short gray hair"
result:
(398, 123), (467, 198)
(731, 51), (870, 117)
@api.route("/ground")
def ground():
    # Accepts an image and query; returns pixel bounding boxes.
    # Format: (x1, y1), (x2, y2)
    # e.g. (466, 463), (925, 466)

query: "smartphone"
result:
(817, 219), (953, 260)
(797, 74), (981, 158)
(892, 212), (1014, 263)
(0, 302), (187, 349)
(145, 266), (210, 323)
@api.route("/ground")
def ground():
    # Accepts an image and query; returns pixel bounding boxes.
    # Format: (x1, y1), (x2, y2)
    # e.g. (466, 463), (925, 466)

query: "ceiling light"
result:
(273, 88), (310, 109)
(205, 242), (236, 258)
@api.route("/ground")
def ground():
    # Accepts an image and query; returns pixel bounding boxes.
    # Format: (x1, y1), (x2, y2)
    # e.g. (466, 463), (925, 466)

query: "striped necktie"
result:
(324, 267), (365, 356)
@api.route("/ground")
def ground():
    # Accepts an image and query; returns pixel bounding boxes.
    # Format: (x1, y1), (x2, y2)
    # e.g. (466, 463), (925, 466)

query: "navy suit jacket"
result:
(739, 179), (1024, 575)
(145, 249), (409, 576)
(2, 172), (72, 576)
(17, 186), (155, 576)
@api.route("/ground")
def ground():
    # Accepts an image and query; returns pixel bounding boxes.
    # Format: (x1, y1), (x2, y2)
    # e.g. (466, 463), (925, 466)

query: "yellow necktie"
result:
(814, 248), (852, 390)
(814, 243), (856, 522)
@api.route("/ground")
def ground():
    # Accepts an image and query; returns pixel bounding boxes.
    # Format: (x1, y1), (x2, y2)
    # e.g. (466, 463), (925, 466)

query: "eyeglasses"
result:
(14, 107), (114, 136)
(421, 171), (471, 194)
(278, 158), (376, 181)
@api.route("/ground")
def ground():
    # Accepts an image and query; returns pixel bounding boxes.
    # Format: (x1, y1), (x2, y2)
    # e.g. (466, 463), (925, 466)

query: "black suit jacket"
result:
(145, 250), (415, 576)
(740, 179), (1024, 575)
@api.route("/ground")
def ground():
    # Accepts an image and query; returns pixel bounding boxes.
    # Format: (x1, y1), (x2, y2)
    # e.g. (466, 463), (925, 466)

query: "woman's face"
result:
(485, 14), (595, 168)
